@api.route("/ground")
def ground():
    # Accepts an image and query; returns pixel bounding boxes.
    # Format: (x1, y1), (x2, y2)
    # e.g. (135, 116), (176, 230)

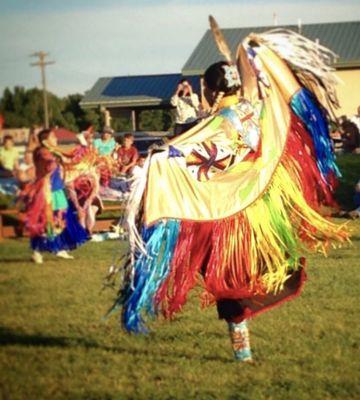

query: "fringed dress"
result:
(24, 146), (89, 253)
(110, 30), (349, 333)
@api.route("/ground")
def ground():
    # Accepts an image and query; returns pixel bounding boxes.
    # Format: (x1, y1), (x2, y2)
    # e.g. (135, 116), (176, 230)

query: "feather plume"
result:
(209, 15), (233, 63)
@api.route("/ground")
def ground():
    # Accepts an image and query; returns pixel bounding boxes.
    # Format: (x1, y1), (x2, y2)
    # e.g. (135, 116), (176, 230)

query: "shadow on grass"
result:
(0, 259), (32, 264)
(350, 234), (360, 242)
(0, 326), (231, 363)
(0, 326), (98, 348)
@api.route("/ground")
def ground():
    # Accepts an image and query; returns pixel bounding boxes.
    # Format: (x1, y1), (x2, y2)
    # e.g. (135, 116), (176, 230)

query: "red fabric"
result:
(116, 146), (139, 167)
(33, 147), (58, 180)
(156, 221), (213, 318)
(21, 177), (49, 236)
(285, 114), (338, 210)
(22, 147), (60, 236)
(222, 266), (307, 323)
(71, 145), (90, 163)
(74, 176), (94, 205)
(156, 113), (339, 322)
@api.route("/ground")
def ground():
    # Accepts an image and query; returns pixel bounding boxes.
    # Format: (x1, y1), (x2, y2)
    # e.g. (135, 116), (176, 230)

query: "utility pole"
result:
(273, 12), (278, 26)
(30, 51), (55, 128)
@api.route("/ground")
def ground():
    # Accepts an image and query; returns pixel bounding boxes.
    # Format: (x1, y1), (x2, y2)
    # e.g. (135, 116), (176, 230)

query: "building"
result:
(80, 73), (201, 131)
(82, 20), (360, 125)
(182, 20), (360, 117)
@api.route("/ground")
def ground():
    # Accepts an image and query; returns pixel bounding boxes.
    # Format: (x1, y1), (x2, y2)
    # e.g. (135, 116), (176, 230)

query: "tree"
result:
(139, 109), (174, 131)
(0, 87), (102, 131)
(0, 87), (174, 133)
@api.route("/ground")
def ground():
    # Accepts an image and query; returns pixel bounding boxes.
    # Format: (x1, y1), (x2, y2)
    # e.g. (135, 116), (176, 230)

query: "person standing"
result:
(108, 18), (349, 364)
(350, 105), (360, 132)
(22, 129), (89, 264)
(170, 79), (200, 136)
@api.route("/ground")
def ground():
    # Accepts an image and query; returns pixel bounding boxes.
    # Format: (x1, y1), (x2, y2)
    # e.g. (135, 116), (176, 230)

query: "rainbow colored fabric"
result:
(111, 35), (349, 333)
(25, 166), (89, 253)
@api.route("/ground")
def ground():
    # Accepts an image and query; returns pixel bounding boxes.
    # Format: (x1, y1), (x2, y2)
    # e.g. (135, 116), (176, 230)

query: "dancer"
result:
(22, 129), (89, 264)
(108, 17), (349, 362)
(65, 128), (103, 233)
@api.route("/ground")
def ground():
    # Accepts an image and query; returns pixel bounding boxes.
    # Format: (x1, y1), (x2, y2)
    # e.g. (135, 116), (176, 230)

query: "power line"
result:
(30, 51), (55, 128)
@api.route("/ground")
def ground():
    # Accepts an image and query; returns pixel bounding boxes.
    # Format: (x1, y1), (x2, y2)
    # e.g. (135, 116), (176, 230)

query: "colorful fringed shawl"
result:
(22, 147), (89, 253)
(109, 30), (349, 333)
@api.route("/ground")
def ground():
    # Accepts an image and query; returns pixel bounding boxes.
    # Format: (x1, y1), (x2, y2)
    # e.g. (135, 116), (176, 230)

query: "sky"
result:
(0, 0), (359, 97)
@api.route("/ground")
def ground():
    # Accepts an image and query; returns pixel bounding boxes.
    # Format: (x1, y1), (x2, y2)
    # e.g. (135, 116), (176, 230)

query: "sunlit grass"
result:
(0, 219), (359, 399)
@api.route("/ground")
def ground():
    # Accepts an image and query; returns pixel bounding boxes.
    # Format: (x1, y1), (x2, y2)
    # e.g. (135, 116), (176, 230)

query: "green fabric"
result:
(52, 189), (68, 211)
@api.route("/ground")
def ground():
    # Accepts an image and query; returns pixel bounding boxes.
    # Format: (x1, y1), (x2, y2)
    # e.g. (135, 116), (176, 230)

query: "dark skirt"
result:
(173, 120), (199, 137)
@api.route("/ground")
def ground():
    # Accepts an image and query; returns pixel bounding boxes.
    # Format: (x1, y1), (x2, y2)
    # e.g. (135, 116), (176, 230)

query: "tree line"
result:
(0, 87), (174, 132)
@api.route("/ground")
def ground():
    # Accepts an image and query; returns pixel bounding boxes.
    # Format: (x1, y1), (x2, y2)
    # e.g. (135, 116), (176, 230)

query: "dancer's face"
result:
(47, 131), (58, 147)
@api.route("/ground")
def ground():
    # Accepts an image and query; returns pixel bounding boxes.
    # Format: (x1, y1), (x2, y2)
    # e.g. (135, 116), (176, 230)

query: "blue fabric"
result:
(110, 177), (130, 193)
(121, 220), (180, 333)
(219, 107), (242, 132)
(30, 202), (89, 253)
(168, 145), (183, 158)
(290, 88), (340, 181)
(51, 167), (65, 191)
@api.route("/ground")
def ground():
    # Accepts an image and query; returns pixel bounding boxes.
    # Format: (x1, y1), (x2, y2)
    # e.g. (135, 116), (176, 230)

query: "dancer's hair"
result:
(204, 61), (241, 114)
(38, 129), (53, 145)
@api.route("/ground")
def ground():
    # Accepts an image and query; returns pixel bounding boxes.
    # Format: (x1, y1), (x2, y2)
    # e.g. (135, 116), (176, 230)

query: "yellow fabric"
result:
(144, 47), (297, 225)
(218, 95), (239, 109)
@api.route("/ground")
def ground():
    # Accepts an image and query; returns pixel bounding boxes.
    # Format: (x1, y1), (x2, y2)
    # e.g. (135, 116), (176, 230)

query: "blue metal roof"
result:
(81, 73), (201, 108)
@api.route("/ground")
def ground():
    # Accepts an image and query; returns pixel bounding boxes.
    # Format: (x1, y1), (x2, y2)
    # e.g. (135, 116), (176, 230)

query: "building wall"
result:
(335, 68), (360, 117)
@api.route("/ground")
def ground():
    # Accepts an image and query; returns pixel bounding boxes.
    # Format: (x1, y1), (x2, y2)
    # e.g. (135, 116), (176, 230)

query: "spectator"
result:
(110, 155), (146, 194)
(171, 79), (200, 136)
(0, 135), (19, 177)
(115, 133), (139, 175)
(347, 179), (360, 219)
(339, 115), (360, 153)
(15, 150), (35, 186)
(93, 127), (116, 156)
(132, 156), (146, 179)
(350, 105), (360, 132)
(329, 122), (344, 154)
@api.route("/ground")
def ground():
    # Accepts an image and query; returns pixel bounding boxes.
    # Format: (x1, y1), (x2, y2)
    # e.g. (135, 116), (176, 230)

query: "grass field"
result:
(0, 153), (359, 399)
(0, 218), (359, 400)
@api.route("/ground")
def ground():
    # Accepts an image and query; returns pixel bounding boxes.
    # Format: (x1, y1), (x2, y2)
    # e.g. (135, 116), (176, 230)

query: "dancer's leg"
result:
(31, 250), (43, 264)
(56, 250), (74, 259)
(228, 319), (253, 362)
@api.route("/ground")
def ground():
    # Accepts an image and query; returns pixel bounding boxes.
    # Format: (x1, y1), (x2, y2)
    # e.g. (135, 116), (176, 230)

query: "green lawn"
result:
(0, 220), (359, 400)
